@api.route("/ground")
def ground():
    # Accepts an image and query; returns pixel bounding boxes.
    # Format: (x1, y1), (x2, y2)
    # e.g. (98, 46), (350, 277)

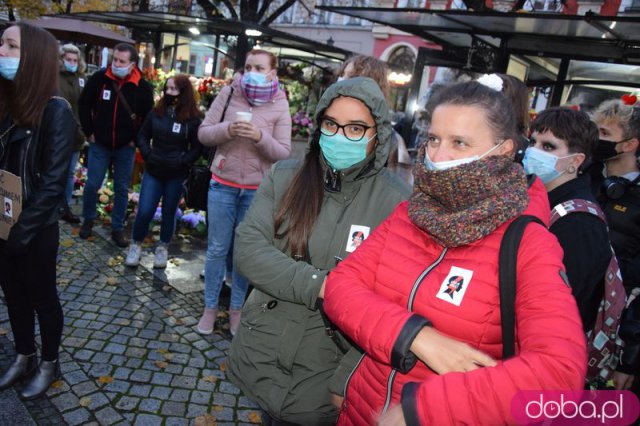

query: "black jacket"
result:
(136, 109), (202, 180)
(600, 183), (640, 291)
(588, 163), (640, 291)
(78, 67), (154, 150)
(548, 174), (611, 331)
(0, 98), (76, 254)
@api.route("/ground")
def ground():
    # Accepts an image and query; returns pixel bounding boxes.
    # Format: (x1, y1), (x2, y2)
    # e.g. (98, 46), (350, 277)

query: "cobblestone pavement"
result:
(0, 218), (261, 425)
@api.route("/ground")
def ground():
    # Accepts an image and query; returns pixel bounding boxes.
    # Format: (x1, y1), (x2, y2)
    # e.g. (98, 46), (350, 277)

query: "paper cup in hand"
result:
(236, 111), (252, 122)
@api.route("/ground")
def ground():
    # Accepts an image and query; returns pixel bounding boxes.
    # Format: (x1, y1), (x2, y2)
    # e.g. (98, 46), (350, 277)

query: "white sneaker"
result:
(153, 244), (168, 269)
(125, 243), (142, 267)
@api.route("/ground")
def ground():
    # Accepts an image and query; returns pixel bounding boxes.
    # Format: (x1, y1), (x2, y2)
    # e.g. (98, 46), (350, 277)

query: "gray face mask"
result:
(111, 63), (131, 79)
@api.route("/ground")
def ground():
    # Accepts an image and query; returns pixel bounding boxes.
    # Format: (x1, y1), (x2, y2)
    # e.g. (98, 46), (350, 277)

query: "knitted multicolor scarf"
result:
(409, 148), (529, 248)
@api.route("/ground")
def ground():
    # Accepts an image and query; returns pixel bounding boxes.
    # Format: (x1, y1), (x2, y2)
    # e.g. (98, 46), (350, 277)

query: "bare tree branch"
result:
(261, 0), (295, 25)
(221, 0), (239, 19)
(257, 0), (272, 19)
(196, 0), (238, 19)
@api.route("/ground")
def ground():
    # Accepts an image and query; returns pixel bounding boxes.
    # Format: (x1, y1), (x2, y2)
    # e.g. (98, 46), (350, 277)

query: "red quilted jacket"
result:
(324, 178), (587, 425)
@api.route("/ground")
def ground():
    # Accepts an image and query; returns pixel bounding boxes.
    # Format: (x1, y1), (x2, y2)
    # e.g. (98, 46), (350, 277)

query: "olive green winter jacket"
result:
(58, 70), (86, 151)
(228, 78), (411, 425)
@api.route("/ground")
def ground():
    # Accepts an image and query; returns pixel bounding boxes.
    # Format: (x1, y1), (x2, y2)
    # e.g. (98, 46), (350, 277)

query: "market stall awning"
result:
(25, 16), (134, 47)
(314, 7), (640, 64)
(53, 11), (352, 62)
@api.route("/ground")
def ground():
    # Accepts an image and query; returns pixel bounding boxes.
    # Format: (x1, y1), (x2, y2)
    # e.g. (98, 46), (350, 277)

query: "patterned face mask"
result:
(240, 72), (278, 106)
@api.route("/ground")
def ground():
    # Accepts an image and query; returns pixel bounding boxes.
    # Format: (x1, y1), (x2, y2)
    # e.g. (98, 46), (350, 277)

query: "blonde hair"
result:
(593, 99), (640, 141)
(59, 44), (86, 74)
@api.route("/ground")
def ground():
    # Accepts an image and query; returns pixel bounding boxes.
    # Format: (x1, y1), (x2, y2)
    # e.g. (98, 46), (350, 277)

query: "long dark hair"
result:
(0, 23), (60, 127)
(154, 74), (201, 122)
(273, 128), (324, 259)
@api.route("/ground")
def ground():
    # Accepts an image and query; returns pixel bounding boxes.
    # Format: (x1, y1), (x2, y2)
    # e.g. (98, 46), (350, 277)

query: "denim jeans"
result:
(132, 172), (184, 244)
(82, 143), (135, 231)
(65, 150), (80, 206)
(204, 180), (255, 310)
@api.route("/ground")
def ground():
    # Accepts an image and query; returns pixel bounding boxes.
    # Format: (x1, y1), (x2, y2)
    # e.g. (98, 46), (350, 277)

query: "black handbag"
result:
(184, 87), (234, 211)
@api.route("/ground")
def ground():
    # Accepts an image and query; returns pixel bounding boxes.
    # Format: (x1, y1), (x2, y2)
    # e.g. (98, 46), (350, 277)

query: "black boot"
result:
(111, 230), (129, 248)
(0, 353), (37, 391)
(79, 219), (93, 239)
(61, 204), (81, 224)
(19, 359), (60, 400)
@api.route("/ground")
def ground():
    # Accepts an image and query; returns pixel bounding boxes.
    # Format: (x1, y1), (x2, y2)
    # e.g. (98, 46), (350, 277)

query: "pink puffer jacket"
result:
(198, 77), (292, 187)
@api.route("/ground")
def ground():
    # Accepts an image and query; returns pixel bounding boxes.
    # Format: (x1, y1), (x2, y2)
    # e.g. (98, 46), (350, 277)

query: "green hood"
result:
(314, 77), (391, 174)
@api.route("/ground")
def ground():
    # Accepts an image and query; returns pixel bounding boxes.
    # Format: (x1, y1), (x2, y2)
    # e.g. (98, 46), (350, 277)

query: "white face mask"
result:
(424, 141), (505, 171)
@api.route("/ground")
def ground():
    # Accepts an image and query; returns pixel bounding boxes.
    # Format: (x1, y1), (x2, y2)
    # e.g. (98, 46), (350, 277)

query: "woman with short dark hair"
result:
(524, 106), (613, 386)
(0, 22), (76, 399)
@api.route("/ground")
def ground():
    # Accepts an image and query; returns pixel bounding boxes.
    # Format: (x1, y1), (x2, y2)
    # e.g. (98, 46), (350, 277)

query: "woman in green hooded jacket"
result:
(228, 77), (410, 425)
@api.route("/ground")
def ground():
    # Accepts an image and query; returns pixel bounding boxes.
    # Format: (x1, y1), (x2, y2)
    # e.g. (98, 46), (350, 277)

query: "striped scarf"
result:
(409, 146), (529, 248)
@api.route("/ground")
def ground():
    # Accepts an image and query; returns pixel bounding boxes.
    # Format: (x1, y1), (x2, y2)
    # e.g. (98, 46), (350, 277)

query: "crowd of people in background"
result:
(0, 21), (639, 424)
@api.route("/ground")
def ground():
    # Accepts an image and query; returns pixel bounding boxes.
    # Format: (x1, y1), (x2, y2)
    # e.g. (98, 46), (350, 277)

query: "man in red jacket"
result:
(78, 43), (154, 247)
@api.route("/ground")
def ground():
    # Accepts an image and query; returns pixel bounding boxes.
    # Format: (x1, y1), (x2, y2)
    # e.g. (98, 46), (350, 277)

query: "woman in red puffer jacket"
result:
(324, 81), (587, 426)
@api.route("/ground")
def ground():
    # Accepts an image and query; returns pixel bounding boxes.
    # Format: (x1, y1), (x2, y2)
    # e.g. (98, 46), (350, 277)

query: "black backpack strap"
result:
(499, 215), (545, 360)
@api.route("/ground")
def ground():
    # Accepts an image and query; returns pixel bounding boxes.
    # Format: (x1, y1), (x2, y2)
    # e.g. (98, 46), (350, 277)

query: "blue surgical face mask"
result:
(522, 147), (577, 184)
(423, 140), (504, 171)
(0, 57), (20, 81)
(242, 71), (267, 85)
(111, 63), (131, 79)
(64, 60), (78, 73)
(319, 132), (376, 171)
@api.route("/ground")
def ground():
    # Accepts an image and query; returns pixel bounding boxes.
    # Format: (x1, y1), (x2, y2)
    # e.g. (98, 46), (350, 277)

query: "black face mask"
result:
(164, 94), (178, 105)
(593, 139), (621, 162)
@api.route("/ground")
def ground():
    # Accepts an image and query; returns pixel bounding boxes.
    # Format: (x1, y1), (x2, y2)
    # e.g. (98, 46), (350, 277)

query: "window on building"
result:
(344, 0), (365, 25)
(396, 0), (426, 7)
(189, 54), (196, 75)
(388, 46), (417, 112)
(278, 2), (298, 23)
(315, 0), (335, 24)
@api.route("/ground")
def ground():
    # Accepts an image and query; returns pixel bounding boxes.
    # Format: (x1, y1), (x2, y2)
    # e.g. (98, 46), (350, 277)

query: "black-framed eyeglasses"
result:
(320, 117), (374, 142)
